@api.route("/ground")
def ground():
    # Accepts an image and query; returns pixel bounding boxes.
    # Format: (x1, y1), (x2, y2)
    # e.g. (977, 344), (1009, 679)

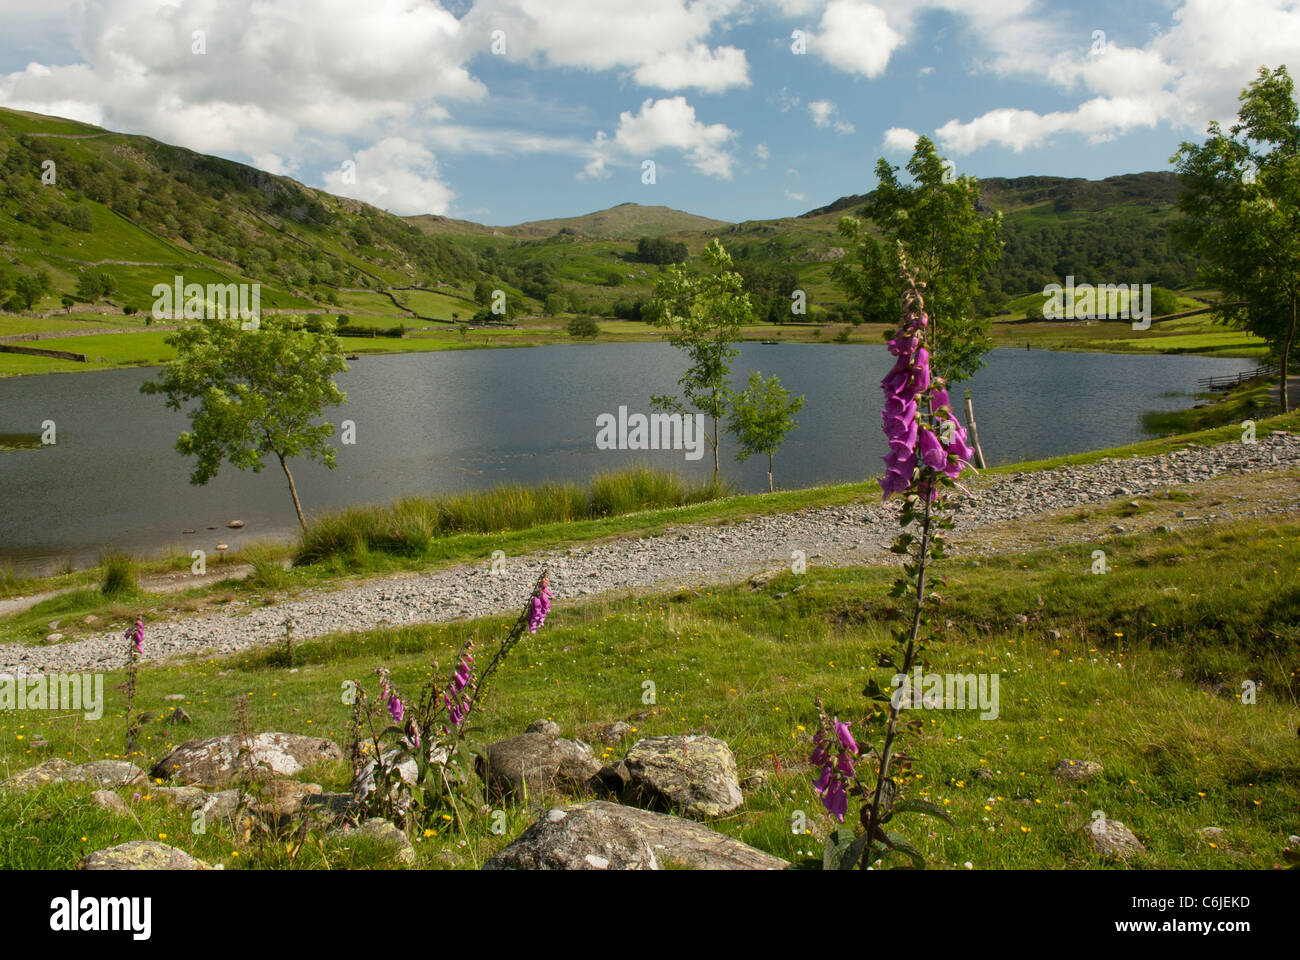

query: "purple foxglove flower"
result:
(824, 780), (848, 822)
(813, 763), (833, 795)
(833, 717), (859, 754)
(918, 427), (948, 470)
(387, 693), (404, 723)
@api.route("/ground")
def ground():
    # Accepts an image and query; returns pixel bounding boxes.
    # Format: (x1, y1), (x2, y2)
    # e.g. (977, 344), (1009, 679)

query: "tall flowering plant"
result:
(814, 245), (969, 869)
(349, 570), (553, 832)
(122, 615), (144, 755)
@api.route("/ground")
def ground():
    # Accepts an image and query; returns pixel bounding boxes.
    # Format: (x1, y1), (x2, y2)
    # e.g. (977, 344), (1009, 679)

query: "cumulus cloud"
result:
(808, 99), (855, 134)
(460, 0), (750, 92)
(321, 137), (454, 216)
(808, 0), (906, 78)
(882, 126), (919, 153)
(585, 96), (738, 179)
(935, 0), (1300, 153)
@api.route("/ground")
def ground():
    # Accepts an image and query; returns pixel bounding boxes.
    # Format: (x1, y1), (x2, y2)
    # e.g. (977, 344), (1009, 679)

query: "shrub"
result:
(99, 551), (139, 597)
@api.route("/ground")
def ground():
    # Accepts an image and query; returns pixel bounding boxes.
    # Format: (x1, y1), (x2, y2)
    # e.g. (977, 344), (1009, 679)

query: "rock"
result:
(742, 770), (770, 791)
(600, 721), (633, 745)
(78, 841), (211, 870)
(83, 614), (100, 625)
(479, 733), (601, 800)
(1086, 819), (1146, 859)
(330, 818), (416, 867)
(615, 736), (743, 818)
(90, 790), (128, 814)
(150, 732), (342, 787)
(1197, 826), (1225, 841)
(1, 758), (74, 791)
(1052, 759), (1103, 782)
(265, 779), (323, 817)
(44, 633), (63, 644)
(1, 758), (145, 793)
(486, 801), (787, 871)
(525, 719), (561, 737)
(151, 786), (209, 810)
(61, 760), (147, 788)
(227, 520), (245, 528)
(47, 620), (60, 631)
(163, 694), (187, 701)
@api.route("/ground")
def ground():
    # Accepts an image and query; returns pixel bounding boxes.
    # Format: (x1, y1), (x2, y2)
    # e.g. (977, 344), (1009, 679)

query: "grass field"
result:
(1, 507), (1295, 870)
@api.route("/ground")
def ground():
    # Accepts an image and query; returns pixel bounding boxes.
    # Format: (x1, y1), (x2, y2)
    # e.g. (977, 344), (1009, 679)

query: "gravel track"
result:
(4, 433), (1296, 675)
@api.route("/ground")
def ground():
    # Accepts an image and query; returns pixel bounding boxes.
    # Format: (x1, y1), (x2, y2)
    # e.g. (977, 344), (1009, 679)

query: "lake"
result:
(0, 343), (1256, 574)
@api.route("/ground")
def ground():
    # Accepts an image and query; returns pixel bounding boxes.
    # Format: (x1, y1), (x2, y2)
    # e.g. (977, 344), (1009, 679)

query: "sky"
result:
(0, 0), (1296, 226)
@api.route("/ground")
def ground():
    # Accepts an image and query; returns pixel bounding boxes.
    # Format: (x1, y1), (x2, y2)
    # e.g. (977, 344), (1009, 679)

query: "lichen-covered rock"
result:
(78, 841), (211, 870)
(1, 758), (146, 793)
(151, 786), (209, 810)
(1053, 759), (1103, 782)
(479, 733), (601, 801)
(264, 779), (322, 817)
(616, 736), (743, 817)
(485, 804), (660, 870)
(525, 719), (561, 737)
(62, 760), (147, 788)
(1087, 819), (1146, 859)
(150, 732), (342, 787)
(600, 721), (633, 745)
(486, 801), (787, 871)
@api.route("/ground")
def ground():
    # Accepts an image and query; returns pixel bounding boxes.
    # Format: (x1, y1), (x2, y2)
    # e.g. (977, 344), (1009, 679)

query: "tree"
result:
(648, 238), (754, 482)
(567, 316), (600, 339)
(141, 315), (348, 529)
(1173, 65), (1300, 412)
(76, 268), (104, 302)
(832, 136), (1002, 383)
(727, 370), (805, 492)
(11, 271), (51, 311)
(544, 292), (568, 316)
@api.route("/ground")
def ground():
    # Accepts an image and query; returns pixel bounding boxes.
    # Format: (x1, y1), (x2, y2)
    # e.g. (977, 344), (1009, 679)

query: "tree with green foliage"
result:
(636, 236), (688, 265)
(11, 270), (51, 311)
(1149, 286), (1181, 317)
(1173, 65), (1300, 412)
(727, 370), (805, 492)
(567, 316), (600, 339)
(76, 268), (112, 302)
(545, 292), (568, 316)
(832, 136), (1002, 383)
(648, 238), (754, 482)
(141, 315), (348, 529)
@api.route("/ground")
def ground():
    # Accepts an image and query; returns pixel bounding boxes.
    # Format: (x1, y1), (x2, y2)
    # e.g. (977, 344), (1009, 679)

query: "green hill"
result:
(0, 106), (1203, 333)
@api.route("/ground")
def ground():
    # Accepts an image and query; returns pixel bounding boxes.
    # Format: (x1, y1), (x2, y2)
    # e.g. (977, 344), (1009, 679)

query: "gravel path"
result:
(4, 432), (1296, 675)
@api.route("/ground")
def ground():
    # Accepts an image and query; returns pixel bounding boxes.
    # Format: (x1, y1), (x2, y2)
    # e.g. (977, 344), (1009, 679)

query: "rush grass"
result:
(0, 513), (1295, 870)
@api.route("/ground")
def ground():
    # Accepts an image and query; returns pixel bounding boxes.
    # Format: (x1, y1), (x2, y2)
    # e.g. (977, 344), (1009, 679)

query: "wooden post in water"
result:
(964, 388), (987, 469)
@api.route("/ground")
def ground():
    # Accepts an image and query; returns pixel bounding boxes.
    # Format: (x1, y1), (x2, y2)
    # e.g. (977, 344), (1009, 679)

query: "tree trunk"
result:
(1282, 291), (1295, 414)
(278, 453), (307, 530)
(767, 452), (774, 493)
(711, 414), (720, 484)
(964, 389), (988, 469)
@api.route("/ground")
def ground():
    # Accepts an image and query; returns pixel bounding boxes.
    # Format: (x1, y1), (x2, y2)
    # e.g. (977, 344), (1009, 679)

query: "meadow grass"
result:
(0, 514), (1295, 869)
(295, 464), (734, 565)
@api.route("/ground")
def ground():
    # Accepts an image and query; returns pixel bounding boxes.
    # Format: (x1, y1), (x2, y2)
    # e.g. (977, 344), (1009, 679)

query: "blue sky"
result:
(1, 1), (1296, 225)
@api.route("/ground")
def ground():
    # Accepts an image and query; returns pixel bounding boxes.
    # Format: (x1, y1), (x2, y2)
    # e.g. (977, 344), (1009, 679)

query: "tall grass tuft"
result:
(297, 464), (731, 565)
(99, 551), (140, 597)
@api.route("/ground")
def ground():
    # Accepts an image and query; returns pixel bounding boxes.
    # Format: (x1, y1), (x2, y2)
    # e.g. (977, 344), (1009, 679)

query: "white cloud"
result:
(809, 0), (905, 78)
(785, 189), (805, 200)
(882, 126), (919, 153)
(808, 98), (855, 134)
(754, 142), (770, 164)
(586, 96), (738, 179)
(461, 0), (750, 92)
(321, 138), (454, 216)
(935, 0), (1300, 154)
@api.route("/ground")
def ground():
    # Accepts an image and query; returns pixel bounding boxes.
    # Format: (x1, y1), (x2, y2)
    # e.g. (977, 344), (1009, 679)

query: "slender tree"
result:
(648, 238), (755, 482)
(727, 370), (805, 492)
(141, 315), (348, 528)
(1173, 65), (1300, 412)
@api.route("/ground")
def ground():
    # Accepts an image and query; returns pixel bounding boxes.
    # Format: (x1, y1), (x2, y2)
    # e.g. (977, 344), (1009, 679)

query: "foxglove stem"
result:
(863, 489), (934, 864)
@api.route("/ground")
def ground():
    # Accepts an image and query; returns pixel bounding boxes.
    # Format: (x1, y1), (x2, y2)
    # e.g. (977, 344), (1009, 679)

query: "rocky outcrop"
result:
(486, 801), (787, 870)
(1053, 759), (1103, 782)
(613, 736), (743, 817)
(1, 758), (146, 793)
(78, 841), (211, 870)
(1087, 819), (1146, 859)
(150, 732), (342, 787)
(479, 732), (602, 800)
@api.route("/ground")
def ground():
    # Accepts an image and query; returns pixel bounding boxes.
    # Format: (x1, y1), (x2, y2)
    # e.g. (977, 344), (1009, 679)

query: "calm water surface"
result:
(0, 343), (1255, 573)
